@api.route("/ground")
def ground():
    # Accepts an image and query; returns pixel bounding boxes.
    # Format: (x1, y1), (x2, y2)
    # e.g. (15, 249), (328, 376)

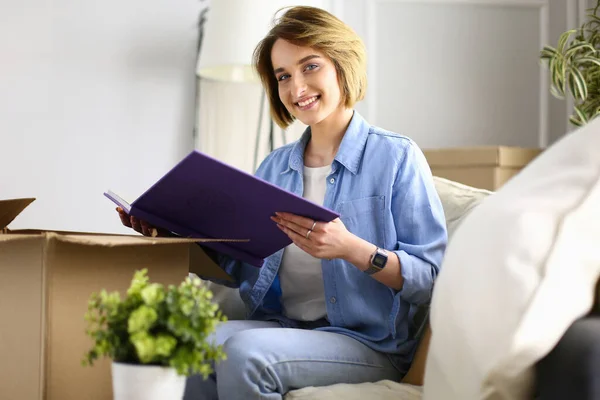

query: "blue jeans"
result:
(183, 320), (403, 399)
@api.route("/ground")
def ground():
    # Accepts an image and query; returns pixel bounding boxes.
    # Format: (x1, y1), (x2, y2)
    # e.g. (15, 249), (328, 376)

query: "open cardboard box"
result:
(0, 198), (236, 400)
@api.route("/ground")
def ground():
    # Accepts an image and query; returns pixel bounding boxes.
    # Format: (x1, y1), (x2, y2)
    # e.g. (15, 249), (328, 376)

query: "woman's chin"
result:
(294, 116), (314, 126)
(293, 112), (326, 127)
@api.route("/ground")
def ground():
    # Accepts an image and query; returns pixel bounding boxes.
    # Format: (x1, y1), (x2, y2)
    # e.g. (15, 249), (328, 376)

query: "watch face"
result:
(372, 253), (387, 268)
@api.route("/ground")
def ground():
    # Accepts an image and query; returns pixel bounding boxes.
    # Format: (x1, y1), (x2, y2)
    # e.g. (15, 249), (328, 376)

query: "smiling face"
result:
(271, 39), (345, 127)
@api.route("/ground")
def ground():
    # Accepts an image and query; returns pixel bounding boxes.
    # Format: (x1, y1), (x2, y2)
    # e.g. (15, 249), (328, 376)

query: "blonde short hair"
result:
(253, 6), (367, 128)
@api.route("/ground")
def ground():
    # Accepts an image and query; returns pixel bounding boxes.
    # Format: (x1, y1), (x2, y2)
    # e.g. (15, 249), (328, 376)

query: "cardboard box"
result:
(423, 146), (542, 191)
(0, 198), (234, 400)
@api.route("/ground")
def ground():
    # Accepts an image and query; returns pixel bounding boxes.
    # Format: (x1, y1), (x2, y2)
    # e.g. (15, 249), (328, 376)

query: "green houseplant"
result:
(83, 269), (227, 400)
(541, 1), (600, 126)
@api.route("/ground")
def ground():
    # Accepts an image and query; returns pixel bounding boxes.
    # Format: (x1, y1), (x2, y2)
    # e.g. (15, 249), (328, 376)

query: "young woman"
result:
(119, 6), (447, 399)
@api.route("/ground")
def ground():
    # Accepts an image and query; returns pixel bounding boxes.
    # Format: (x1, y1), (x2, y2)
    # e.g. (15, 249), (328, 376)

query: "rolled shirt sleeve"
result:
(391, 143), (448, 305)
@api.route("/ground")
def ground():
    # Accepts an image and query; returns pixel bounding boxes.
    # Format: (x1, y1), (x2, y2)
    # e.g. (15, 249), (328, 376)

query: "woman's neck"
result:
(304, 108), (354, 167)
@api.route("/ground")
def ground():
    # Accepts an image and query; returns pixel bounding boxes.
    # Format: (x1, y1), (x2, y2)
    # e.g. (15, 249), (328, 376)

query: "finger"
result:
(272, 216), (308, 237)
(141, 220), (159, 237)
(277, 223), (311, 247)
(309, 220), (319, 231)
(130, 216), (143, 234)
(117, 207), (132, 227)
(277, 225), (320, 258)
(140, 220), (150, 236)
(294, 240), (310, 254)
(275, 212), (315, 230)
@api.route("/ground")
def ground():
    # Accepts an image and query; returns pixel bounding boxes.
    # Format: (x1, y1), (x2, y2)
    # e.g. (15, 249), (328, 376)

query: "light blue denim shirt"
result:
(209, 111), (447, 372)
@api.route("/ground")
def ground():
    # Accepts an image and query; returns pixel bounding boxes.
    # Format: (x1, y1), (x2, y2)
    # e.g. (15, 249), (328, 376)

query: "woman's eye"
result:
(305, 64), (318, 71)
(277, 74), (290, 82)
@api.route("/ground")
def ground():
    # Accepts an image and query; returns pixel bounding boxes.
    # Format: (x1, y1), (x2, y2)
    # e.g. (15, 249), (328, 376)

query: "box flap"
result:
(497, 146), (542, 167)
(0, 230), (248, 246)
(423, 146), (541, 168)
(54, 233), (248, 247)
(0, 232), (42, 243)
(0, 198), (36, 231)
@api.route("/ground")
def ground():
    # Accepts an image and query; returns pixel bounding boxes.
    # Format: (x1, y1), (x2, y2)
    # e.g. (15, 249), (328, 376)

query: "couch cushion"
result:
(424, 121), (600, 399)
(432, 176), (492, 239)
(285, 380), (422, 400)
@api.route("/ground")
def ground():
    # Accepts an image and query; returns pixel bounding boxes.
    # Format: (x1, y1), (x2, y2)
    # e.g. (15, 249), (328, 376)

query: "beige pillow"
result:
(424, 121), (600, 399)
(432, 176), (492, 238)
(285, 380), (422, 400)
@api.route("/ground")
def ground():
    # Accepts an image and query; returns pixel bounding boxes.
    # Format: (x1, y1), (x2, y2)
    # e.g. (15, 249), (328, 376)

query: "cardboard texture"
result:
(423, 146), (542, 191)
(0, 199), (235, 400)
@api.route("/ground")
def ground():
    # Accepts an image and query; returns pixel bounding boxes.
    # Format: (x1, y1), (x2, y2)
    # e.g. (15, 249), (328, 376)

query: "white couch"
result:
(199, 176), (492, 399)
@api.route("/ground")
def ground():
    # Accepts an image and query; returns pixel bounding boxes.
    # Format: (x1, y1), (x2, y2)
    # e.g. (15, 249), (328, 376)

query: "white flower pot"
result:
(111, 362), (186, 400)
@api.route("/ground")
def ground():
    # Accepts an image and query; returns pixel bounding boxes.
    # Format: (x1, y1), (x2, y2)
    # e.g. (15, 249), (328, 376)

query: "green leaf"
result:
(587, 14), (600, 24)
(550, 56), (566, 96)
(574, 56), (600, 67)
(564, 42), (595, 58)
(127, 269), (150, 298)
(569, 66), (588, 100)
(130, 331), (157, 364)
(568, 73), (579, 100)
(141, 283), (165, 307)
(573, 105), (589, 125)
(127, 305), (158, 334)
(540, 46), (557, 58)
(569, 115), (584, 127)
(155, 334), (177, 358)
(550, 84), (565, 99)
(558, 30), (577, 53)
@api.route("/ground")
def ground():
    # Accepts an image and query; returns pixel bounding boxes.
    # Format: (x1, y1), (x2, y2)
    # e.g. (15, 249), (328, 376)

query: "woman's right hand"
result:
(116, 207), (170, 237)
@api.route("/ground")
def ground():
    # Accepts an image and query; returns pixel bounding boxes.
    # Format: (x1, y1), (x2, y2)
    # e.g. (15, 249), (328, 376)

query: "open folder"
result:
(105, 150), (339, 267)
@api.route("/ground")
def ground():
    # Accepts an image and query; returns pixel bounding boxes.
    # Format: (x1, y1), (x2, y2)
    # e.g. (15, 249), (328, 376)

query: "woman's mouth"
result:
(295, 95), (320, 110)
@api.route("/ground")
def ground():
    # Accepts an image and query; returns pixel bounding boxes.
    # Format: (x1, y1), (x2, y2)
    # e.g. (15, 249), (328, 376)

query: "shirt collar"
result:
(286, 111), (370, 175)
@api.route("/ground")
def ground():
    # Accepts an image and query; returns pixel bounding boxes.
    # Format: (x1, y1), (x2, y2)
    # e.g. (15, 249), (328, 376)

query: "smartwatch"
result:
(364, 247), (388, 275)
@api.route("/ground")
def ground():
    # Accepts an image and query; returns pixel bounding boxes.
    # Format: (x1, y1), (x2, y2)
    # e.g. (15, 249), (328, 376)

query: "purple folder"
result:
(105, 150), (339, 267)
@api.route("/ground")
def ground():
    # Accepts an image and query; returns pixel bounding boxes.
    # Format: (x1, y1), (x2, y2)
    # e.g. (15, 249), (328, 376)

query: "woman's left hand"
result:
(271, 212), (355, 260)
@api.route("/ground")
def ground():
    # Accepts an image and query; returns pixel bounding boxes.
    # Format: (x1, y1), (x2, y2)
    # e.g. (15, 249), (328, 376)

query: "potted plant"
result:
(541, 1), (600, 126)
(82, 269), (227, 400)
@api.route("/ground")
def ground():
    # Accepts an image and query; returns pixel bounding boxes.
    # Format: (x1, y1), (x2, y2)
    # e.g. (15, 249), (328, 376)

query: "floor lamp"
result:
(195, 0), (326, 174)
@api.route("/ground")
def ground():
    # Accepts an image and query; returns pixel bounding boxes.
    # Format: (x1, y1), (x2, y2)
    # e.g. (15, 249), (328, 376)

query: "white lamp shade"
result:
(196, 0), (327, 82)
(194, 0), (324, 173)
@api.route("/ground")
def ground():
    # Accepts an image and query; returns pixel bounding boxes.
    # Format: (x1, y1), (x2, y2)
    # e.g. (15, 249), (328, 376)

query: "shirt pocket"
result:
(338, 195), (386, 246)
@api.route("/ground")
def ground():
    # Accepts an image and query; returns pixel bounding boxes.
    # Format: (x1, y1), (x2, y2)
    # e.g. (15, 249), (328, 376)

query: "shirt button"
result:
(329, 177), (335, 184)
(329, 297), (337, 304)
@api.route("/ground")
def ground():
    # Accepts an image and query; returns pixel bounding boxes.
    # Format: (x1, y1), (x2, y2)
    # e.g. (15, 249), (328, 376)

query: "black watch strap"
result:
(364, 264), (383, 275)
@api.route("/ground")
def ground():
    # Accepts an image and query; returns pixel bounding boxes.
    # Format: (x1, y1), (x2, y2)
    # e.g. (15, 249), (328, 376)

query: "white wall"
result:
(1, 0), (584, 232)
(337, 0), (583, 150)
(1, 0), (203, 233)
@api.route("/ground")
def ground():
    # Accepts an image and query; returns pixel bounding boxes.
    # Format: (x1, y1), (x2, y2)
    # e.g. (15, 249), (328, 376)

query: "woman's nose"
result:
(291, 75), (307, 98)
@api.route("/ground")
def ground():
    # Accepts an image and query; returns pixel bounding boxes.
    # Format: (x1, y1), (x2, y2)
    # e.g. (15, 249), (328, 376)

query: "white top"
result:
(279, 164), (331, 321)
